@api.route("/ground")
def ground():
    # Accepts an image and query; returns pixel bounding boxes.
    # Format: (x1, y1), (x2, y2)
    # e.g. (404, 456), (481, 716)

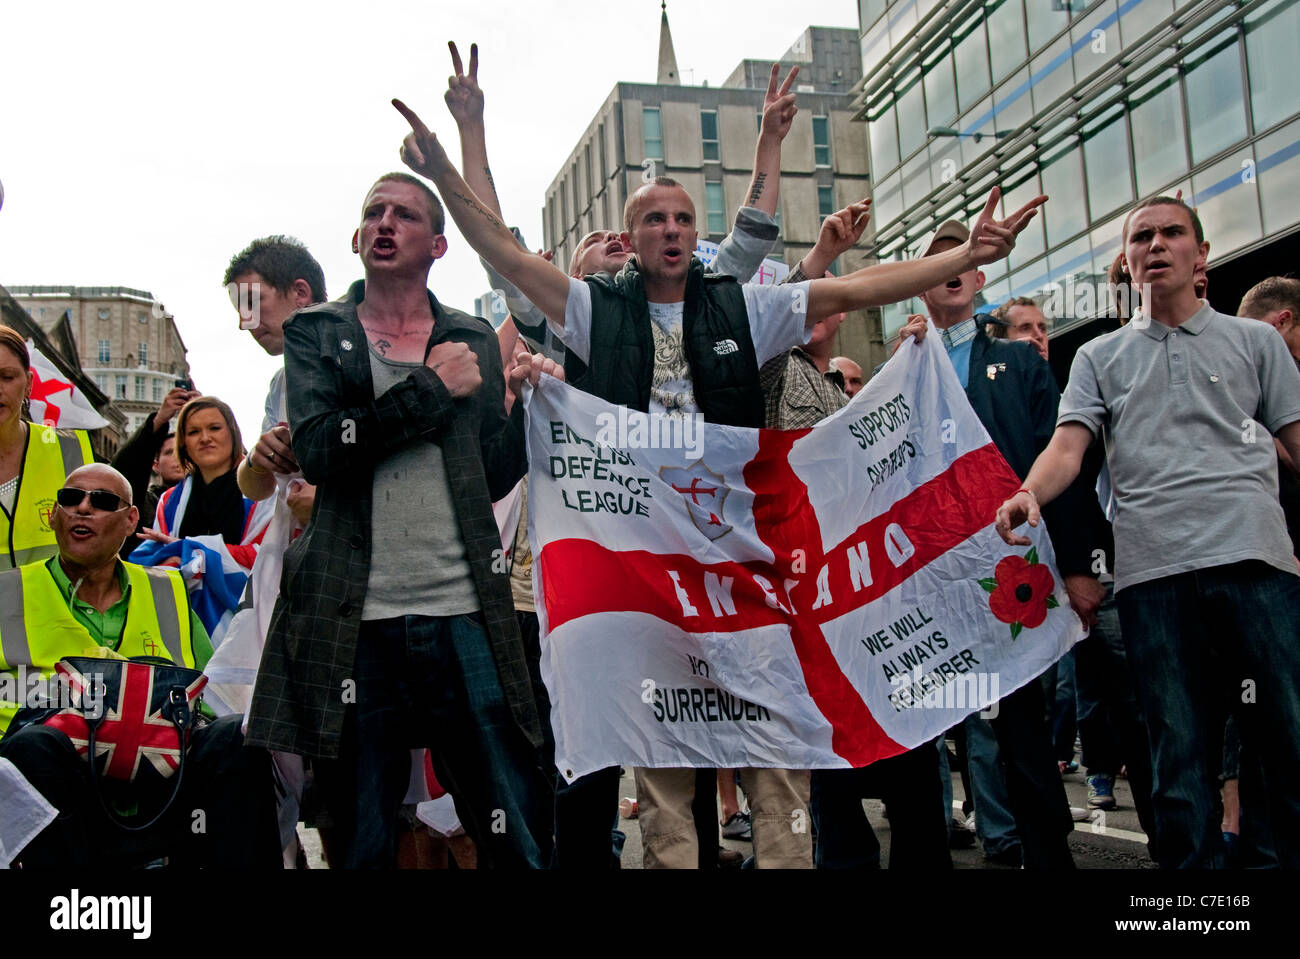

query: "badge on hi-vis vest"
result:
(37, 498), (56, 531)
(660, 461), (732, 542)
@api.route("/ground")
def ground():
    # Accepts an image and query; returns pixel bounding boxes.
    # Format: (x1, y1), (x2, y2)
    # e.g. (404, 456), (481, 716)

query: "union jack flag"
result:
(44, 660), (206, 783)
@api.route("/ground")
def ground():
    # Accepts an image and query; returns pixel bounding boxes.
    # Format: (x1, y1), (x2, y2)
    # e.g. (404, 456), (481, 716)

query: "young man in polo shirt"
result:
(995, 196), (1300, 869)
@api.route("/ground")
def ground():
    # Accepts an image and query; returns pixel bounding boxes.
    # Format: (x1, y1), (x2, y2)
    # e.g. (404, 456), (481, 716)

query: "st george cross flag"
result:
(525, 331), (1084, 782)
(23, 341), (110, 430)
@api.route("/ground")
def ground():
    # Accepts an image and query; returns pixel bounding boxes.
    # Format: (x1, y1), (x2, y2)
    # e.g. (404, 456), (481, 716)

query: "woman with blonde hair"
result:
(131, 395), (272, 656)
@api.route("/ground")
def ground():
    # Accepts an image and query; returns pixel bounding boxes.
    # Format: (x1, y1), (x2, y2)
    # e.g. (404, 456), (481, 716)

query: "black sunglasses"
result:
(55, 487), (130, 512)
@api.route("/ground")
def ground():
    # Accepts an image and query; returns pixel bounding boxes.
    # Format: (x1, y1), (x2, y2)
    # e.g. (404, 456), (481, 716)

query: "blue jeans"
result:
(1117, 561), (1300, 869)
(315, 613), (554, 868)
(964, 711), (1020, 856)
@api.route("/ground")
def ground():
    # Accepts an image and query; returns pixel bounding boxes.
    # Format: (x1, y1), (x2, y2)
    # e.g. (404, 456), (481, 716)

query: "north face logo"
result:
(713, 339), (739, 356)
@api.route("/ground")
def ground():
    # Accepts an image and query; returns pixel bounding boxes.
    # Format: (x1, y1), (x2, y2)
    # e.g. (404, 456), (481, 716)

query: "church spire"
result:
(657, 1), (680, 85)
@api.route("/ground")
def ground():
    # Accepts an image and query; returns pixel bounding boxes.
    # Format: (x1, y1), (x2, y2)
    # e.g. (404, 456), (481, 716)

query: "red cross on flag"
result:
(24, 340), (109, 429)
(525, 334), (1083, 781)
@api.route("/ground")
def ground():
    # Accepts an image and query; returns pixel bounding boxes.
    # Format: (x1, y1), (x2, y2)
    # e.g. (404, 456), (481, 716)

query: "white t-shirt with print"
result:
(556, 276), (813, 417)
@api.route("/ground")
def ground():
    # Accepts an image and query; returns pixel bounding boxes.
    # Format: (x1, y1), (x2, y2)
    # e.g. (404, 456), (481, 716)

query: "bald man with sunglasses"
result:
(0, 464), (280, 868)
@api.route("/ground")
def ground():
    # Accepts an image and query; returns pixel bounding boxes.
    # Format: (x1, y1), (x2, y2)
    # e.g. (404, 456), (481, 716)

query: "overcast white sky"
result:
(0, 0), (859, 439)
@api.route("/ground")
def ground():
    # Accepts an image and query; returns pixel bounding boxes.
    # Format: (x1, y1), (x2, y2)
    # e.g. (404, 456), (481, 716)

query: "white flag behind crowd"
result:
(525, 333), (1083, 782)
(24, 341), (109, 430)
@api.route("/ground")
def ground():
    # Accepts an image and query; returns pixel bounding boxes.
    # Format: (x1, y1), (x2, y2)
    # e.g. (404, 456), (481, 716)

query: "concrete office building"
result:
(542, 10), (885, 371)
(0, 284), (126, 460)
(853, 0), (1299, 372)
(10, 285), (192, 438)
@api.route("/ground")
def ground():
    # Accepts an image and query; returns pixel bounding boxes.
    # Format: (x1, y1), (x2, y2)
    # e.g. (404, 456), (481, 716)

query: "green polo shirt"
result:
(44, 557), (213, 668)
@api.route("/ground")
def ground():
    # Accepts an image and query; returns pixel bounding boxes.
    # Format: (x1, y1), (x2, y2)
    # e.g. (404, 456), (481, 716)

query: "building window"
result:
(1039, 143), (1086, 248)
(1128, 69), (1187, 197)
(923, 51), (957, 129)
(986, 0), (1027, 84)
(1246, 0), (1300, 133)
(134, 376), (146, 401)
(701, 110), (720, 162)
(1185, 32), (1249, 166)
(115, 375), (127, 398)
(597, 122), (608, 181)
(1082, 104), (1133, 222)
(818, 185), (836, 221)
(813, 116), (831, 167)
(643, 107), (663, 161)
(152, 378), (164, 403)
(869, 98), (900, 175)
(97, 340), (110, 364)
(138, 342), (148, 367)
(896, 75), (927, 161)
(94, 373), (107, 393)
(953, 15), (991, 112)
(705, 181), (726, 236)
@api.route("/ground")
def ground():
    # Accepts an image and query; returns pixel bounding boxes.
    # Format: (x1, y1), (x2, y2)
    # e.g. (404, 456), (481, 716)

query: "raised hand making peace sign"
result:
(965, 187), (1048, 267)
(759, 63), (799, 142)
(444, 41), (484, 128)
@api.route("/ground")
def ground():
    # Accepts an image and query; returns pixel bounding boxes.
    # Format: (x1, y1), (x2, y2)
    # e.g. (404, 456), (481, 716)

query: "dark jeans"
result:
(314, 613), (554, 869)
(1073, 585), (1156, 850)
(518, 610), (627, 869)
(1118, 561), (1300, 869)
(988, 679), (1076, 869)
(1040, 650), (1078, 762)
(810, 739), (952, 870)
(1, 714), (280, 869)
(1222, 716), (1277, 867)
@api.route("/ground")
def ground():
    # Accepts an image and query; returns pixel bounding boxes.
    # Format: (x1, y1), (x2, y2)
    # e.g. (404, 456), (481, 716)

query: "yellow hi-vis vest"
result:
(1, 423), (93, 571)
(0, 561), (195, 733)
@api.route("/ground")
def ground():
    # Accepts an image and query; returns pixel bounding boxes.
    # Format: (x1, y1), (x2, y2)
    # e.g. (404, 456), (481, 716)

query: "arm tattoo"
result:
(452, 190), (504, 231)
(747, 172), (767, 207)
(484, 166), (499, 203)
(374, 338), (391, 357)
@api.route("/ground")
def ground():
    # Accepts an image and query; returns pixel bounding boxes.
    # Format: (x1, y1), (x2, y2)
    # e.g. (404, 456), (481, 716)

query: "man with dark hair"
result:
(225, 236), (328, 510)
(222, 235), (328, 306)
(997, 196), (1300, 868)
(245, 172), (560, 868)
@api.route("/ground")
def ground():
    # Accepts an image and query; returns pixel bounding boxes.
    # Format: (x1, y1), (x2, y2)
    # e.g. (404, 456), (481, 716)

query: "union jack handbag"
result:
(9, 656), (206, 831)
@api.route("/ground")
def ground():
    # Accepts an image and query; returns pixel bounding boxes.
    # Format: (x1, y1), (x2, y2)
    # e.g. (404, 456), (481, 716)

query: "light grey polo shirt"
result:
(1058, 302), (1300, 591)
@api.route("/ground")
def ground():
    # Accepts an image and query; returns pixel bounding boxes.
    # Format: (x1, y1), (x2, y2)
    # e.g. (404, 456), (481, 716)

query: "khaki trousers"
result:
(634, 766), (812, 868)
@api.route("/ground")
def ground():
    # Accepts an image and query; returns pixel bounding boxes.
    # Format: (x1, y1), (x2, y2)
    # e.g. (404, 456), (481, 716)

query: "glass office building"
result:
(854, 0), (1300, 345)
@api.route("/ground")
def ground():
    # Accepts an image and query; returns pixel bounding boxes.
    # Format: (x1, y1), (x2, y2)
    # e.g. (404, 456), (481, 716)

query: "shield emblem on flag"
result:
(660, 460), (732, 541)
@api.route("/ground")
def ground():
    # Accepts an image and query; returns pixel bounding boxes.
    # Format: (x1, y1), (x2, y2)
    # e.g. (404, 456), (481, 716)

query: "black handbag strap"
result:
(86, 685), (194, 833)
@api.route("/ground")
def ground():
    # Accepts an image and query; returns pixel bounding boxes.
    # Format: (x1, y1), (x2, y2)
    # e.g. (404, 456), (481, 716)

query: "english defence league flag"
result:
(524, 332), (1083, 782)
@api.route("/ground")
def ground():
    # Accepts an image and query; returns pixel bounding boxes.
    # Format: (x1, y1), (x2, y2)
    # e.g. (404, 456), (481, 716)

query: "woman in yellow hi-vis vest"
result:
(0, 326), (93, 570)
